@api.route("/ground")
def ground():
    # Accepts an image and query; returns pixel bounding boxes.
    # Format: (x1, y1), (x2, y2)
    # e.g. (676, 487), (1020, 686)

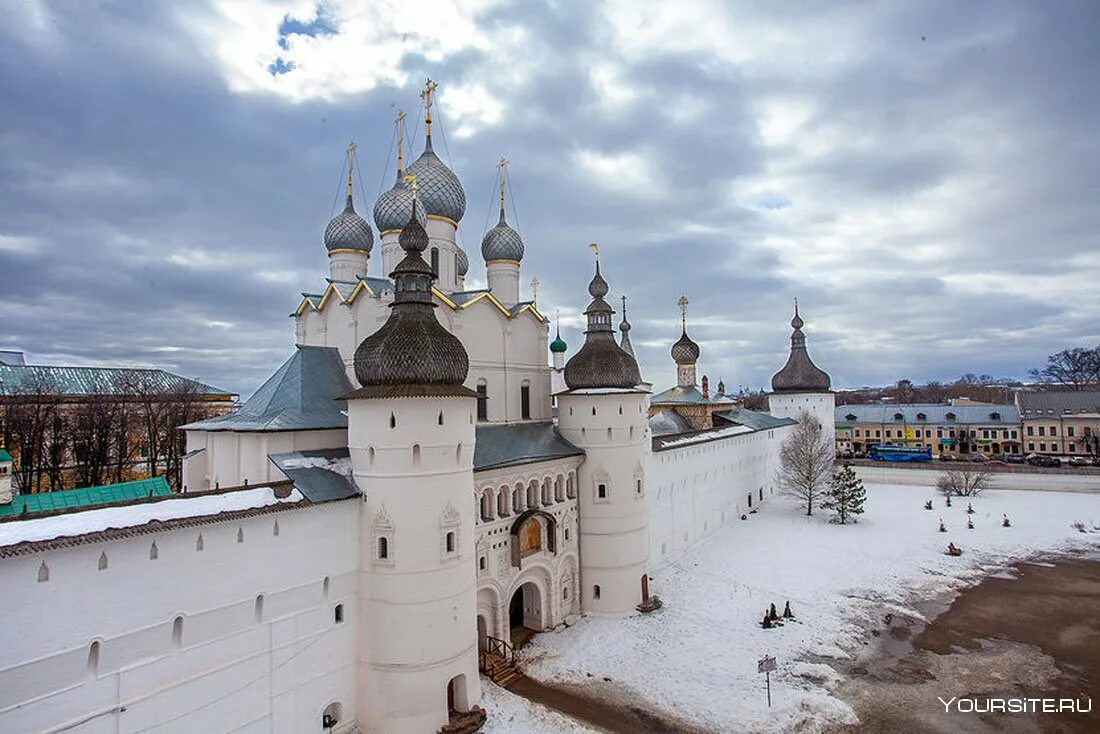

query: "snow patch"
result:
(0, 486), (303, 547)
(279, 455), (353, 476)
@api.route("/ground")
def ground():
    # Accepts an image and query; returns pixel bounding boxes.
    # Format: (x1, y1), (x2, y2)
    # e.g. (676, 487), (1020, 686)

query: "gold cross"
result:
(420, 78), (439, 133)
(531, 276), (539, 303)
(498, 157), (508, 211)
(394, 110), (406, 170)
(678, 295), (689, 328)
(346, 140), (356, 196)
(589, 242), (600, 260)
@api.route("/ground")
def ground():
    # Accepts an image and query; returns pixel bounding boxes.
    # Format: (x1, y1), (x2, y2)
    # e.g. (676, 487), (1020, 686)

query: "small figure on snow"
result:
(945, 495), (952, 508)
(946, 542), (962, 556)
(783, 600), (794, 619)
(966, 502), (975, 515)
(924, 499), (933, 510)
(1002, 514), (1011, 528)
(762, 612), (773, 629)
(741, 514), (748, 521)
(967, 517), (974, 530)
(769, 603), (779, 621)
(939, 518), (947, 532)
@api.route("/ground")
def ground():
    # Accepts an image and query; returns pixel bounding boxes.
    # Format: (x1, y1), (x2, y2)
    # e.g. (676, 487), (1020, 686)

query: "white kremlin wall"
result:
(768, 392), (836, 438)
(0, 501), (359, 734)
(646, 424), (791, 570)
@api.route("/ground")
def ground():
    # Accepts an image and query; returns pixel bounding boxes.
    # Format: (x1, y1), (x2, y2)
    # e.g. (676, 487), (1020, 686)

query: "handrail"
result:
(481, 636), (515, 666)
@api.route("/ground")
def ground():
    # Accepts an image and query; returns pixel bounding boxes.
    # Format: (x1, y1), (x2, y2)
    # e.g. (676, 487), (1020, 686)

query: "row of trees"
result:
(0, 372), (216, 493)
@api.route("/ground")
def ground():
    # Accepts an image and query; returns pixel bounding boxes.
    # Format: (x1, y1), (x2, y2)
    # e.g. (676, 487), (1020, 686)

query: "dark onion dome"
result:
(564, 261), (642, 389)
(771, 304), (831, 393)
(373, 172), (427, 233)
(550, 323), (568, 354)
(456, 245), (469, 277)
(352, 203), (470, 391)
(405, 135), (466, 223)
(324, 195), (373, 253)
(671, 328), (700, 365)
(480, 208), (524, 262)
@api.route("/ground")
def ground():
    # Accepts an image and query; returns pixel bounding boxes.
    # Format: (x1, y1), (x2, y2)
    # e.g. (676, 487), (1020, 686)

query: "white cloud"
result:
(573, 148), (661, 197)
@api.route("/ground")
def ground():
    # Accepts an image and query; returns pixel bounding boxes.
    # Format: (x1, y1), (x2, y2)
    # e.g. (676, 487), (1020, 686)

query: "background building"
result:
(1017, 390), (1100, 457)
(835, 402), (1020, 456)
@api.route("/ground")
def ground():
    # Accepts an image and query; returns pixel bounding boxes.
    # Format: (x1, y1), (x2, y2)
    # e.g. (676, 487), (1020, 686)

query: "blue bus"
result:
(867, 444), (933, 463)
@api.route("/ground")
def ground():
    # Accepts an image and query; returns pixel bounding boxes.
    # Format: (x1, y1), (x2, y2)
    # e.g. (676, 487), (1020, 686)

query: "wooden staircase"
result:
(479, 637), (522, 687)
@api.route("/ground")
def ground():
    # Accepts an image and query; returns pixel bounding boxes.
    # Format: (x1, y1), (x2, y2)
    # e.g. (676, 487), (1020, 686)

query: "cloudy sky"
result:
(2, 0), (1098, 397)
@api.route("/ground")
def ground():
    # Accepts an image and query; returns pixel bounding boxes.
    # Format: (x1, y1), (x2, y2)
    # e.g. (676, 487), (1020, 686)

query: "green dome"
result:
(550, 334), (568, 353)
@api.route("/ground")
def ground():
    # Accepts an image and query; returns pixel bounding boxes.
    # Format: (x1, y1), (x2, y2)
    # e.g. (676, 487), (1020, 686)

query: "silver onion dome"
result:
(373, 173), (427, 233)
(324, 196), (373, 253)
(671, 329), (700, 365)
(405, 136), (466, 223)
(480, 210), (524, 262)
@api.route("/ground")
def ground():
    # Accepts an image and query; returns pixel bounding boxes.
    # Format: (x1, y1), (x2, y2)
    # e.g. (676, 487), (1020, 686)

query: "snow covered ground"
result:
(516, 483), (1100, 733)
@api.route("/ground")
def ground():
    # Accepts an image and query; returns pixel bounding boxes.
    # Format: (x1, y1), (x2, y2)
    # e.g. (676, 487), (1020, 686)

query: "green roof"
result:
(0, 477), (172, 517)
(0, 364), (232, 399)
(0, 448), (11, 463)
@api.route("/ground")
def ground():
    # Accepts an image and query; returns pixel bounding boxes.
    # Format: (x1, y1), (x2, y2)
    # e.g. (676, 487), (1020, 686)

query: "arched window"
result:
(430, 246), (439, 277)
(541, 479), (552, 506)
(527, 481), (538, 508)
(480, 489), (494, 521)
(37, 562), (49, 583)
(378, 536), (389, 560)
(149, 542), (158, 560)
(334, 604), (345, 624)
(593, 585), (601, 600)
(172, 616), (184, 648)
(87, 641), (100, 677)
(255, 595), (264, 622)
(566, 475), (576, 499)
(512, 484), (523, 512)
(413, 444), (421, 467)
(476, 380), (488, 422)
(497, 487), (510, 517)
(445, 531), (455, 553)
(520, 380), (531, 420)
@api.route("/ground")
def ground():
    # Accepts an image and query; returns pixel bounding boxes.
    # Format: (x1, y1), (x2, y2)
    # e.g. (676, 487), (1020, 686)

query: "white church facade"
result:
(0, 82), (834, 734)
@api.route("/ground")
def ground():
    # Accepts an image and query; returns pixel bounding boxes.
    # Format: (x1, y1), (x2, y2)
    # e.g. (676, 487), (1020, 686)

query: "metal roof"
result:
(268, 449), (359, 503)
(835, 403), (1019, 424)
(0, 364), (231, 398)
(0, 477), (172, 517)
(473, 422), (583, 472)
(650, 385), (734, 405)
(0, 448), (11, 462)
(713, 407), (796, 431)
(182, 346), (352, 432)
(0, 351), (25, 366)
(649, 408), (692, 436)
(1016, 390), (1100, 417)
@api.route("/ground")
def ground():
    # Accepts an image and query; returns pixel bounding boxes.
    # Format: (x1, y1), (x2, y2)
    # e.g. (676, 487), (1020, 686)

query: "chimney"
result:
(701, 375), (709, 399)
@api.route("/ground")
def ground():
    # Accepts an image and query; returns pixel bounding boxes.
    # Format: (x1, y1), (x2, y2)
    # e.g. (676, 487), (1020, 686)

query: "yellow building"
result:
(1017, 391), (1100, 457)
(835, 403), (1021, 456)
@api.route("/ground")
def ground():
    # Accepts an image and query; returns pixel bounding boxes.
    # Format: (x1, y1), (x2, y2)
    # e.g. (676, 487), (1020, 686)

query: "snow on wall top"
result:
(0, 486), (303, 549)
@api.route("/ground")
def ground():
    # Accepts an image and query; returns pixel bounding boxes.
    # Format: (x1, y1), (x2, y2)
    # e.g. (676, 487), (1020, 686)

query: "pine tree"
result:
(823, 462), (866, 524)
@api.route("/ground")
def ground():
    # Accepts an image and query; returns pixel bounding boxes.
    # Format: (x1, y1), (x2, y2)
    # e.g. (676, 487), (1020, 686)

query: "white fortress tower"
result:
(768, 302), (835, 436)
(556, 254), (653, 614)
(481, 158), (525, 307)
(349, 193), (481, 732)
(325, 142), (373, 282)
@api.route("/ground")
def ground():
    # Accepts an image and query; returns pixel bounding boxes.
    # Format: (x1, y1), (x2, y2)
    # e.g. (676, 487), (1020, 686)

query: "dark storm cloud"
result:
(1, 0), (1098, 398)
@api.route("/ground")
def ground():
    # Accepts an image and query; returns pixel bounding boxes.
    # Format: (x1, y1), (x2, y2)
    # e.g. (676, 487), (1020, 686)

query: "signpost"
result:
(757, 655), (777, 707)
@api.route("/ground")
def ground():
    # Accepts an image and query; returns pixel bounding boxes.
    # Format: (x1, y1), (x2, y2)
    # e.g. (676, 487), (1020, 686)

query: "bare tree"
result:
(777, 410), (835, 516)
(0, 371), (62, 493)
(1029, 347), (1100, 391)
(936, 465), (993, 497)
(162, 384), (210, 490)
(71, 392), (124, 488)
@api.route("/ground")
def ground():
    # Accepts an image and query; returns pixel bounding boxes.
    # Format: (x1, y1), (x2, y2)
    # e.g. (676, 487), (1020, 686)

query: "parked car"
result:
(985, 460), (1008, 467)
(1068, 457), (1089, 467)
(1004, 454), (1026, 464)
(853, 451), (866, 459)
(1026, 454), (1061, 468)
(967, 453), (988, 462)
(837, 450), (854, 460)
(938, 453), (955, 462)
